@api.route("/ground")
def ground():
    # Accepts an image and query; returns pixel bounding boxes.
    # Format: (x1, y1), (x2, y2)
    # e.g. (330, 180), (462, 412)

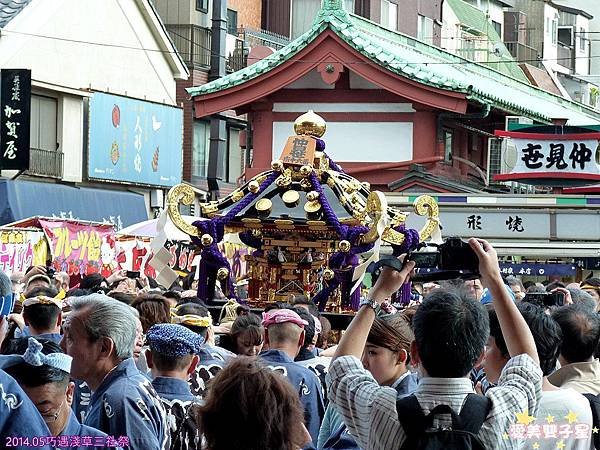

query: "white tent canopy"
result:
(118, 215), (243, 245)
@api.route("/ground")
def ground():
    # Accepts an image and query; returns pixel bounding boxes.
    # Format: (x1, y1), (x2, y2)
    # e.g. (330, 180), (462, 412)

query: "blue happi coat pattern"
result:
(152, 376), (202, 450)
(72, 380), (92, 423)
(189, 347), (225, 398)
(260, 349), (325, 447)
(0, 369), (52, 449)
(56, 409), (120, 450)
(84, 358), (168, 450)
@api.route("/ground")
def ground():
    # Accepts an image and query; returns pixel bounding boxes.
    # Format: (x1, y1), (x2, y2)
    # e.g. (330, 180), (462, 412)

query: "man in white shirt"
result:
(485, 302), (594, 450)
(327, 239), (543, 450)
(549, 304), (600, 395)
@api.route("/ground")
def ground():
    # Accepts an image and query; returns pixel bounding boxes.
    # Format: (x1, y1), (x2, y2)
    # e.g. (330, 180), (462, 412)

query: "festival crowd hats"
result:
(146, 323), (205, 357)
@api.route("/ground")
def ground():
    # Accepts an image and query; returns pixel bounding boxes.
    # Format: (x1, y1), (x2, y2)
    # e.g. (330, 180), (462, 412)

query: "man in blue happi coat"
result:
(146, 323), (203, 450)
(0, 336), (112, 449)
(260, 309), (325, 447)
(61, 294), (168, 450)
(0, 368), (53, 449)
(170, 303), (227, 399)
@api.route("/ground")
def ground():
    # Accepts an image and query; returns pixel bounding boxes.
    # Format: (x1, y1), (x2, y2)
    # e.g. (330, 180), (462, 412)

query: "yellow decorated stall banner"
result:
(0, 229), (48, 276)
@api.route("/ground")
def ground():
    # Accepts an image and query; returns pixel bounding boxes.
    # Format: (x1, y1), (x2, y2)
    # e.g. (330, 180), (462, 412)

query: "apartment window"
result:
(580, 27), (586, 51)
(443, 129), (453, 162)
(227, 9), (238, 35)
(227, 127), (243, 184)
(417, 14), (434, 44)
(381, 0), (398, 31)
(491, 20), (501, 37)
(196, 0), (208, 13)
(291, 0), (354, 38)
(552, 19), (558, 45)
(30, 94), (57, 152)
(192, 121), (210, 179)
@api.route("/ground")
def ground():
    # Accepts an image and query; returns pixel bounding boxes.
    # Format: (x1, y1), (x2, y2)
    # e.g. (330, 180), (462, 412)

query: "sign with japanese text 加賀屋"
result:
(493, 130), (600, 184)
(39, 220), (116, 278)
(0, 69), (31, 170)
(88, 92), (183, 187)
(0, 229), (47, 276)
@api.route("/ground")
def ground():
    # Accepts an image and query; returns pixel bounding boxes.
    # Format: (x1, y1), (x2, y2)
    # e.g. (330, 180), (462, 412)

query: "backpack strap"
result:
(457, 394), (492, 434)
(397, 394), (491, 438)
(396, 394), (428, 449)
(582, 393), (600, 450)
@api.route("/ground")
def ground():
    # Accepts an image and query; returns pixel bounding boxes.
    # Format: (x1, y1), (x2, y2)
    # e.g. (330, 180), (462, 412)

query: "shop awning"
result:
(0, 179), (148, 229)
(492, 241), (600, 258)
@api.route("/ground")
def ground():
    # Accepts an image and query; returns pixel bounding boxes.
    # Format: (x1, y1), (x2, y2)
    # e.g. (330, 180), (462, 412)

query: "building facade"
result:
(188, 0), (600, 189)
(0, 0), (189, 227)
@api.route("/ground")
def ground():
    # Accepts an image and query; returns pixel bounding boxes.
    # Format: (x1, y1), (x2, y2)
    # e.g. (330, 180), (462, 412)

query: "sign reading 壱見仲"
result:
(493, 130), (600, 184)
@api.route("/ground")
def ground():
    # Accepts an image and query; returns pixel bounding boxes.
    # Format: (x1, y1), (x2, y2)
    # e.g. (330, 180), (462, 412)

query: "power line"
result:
(4, 28), (600, 69)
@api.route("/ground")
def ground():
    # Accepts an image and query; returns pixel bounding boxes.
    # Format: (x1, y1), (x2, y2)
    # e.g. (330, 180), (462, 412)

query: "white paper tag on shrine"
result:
(151, 209), (169, 252)
(156, 267), (178, 289)
(148, 247), (172, 271)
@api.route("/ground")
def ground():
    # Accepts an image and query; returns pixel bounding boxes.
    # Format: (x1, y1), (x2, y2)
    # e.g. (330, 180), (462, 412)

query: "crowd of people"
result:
(1, 238), (600, 449)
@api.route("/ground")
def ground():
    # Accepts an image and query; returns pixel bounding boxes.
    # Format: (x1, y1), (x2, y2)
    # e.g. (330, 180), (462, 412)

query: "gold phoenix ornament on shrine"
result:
(167, 111), (440, 311)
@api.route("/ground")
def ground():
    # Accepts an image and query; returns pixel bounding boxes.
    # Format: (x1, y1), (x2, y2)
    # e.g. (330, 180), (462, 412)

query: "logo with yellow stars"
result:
(506, 409), (594, 447)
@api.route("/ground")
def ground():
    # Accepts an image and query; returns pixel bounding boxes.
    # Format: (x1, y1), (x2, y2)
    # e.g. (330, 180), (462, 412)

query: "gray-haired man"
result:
(61, 294), (167, 450)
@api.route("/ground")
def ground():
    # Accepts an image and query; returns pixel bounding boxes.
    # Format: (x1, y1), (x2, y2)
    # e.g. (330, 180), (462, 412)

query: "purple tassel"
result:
(399, 281), (412, 306)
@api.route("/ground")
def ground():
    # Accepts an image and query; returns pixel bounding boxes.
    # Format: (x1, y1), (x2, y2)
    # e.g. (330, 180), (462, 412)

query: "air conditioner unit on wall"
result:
(487, 116), (533, 187)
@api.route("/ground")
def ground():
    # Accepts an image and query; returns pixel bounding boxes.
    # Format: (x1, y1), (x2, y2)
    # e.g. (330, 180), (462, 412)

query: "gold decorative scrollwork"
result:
(360, 191), (385, 244)
(360, 194), (440, 246)
(166, 184), (200, 237)
(413, 195), (439, 242)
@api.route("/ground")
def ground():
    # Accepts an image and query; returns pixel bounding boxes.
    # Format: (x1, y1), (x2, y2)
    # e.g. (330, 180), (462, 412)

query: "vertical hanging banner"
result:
(0, 69), (31, 170)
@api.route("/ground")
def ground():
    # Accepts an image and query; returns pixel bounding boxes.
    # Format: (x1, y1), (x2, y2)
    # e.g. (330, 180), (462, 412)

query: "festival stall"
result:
(117, 216), (250, 280)
(3, 217), (116, 278)
(166, 111), (441, 313)
(0, 227), (48, 277)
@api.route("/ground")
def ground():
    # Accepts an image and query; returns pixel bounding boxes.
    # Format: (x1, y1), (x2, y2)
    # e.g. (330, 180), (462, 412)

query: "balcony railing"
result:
(227, 36), (246, 73)
(166, 24), (211, 68)
(166, 24), (290, 73)
(505, 41), (539, 65)
(26, 148), (63, 178)
(238, 27), (290, 51)
(557, 43), (575, 71)
(225, 27), (291, 73)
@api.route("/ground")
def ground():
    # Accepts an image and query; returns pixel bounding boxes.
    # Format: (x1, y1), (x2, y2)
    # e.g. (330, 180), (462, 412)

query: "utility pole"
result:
(207, 0), (227, 201)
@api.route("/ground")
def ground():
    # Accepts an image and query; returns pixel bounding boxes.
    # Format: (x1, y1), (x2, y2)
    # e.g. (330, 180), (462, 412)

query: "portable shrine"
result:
(167, 111), (440, 312)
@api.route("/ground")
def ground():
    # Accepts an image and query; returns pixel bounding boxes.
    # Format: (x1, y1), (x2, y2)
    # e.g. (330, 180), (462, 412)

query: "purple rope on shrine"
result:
(239, 231), (263, 250)
(190, 171), (279, 303)
(213, 171), (280, 232)
(313, 280), (337, 312)
(391, 225), (420, 256)
(316, 138), (326, 152)
(308, 170), (377, 311)
(389, 224), (421, 306)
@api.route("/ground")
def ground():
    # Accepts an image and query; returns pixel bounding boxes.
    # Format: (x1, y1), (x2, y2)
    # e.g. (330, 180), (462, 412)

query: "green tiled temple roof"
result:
(188, 0), (600, 125)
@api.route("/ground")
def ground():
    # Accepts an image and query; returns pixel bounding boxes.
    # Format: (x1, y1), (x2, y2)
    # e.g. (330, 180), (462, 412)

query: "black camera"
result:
(375, 238), (480, 282)
(523, 291), (565, 308)
(410, 238), (480, 282)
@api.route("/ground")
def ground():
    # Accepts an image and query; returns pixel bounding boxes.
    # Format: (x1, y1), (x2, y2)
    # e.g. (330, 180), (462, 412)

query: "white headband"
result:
(0, 337), (72, 374)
